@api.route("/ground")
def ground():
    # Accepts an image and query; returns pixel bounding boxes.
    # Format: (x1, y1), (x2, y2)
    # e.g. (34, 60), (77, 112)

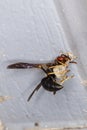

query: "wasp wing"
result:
(7, 62), (44, 69)
(7, 62), (53, 69)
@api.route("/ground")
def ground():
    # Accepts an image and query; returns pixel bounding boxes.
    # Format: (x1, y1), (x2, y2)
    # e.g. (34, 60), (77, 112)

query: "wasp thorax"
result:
(53, 65), (67, 79)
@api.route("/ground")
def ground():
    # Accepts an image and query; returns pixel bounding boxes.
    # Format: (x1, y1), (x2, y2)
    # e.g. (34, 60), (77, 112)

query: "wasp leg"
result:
(27, 82), (42, 102)
(65, 69), (70, 73)
(47, 72), (55, 75)
(49, 66), (56, 69)
(54, 81), (64, 89)
(57, 61), (67, 66)
(60, 75), (74, 85)
(53, 86), (63, 95)
(40, 66), (48, 74)
(60, 69), (70, 75)
(52, 81), (63, 95)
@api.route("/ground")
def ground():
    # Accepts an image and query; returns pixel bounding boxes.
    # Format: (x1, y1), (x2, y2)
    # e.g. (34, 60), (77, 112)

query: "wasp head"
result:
(55, 52), (77, 64)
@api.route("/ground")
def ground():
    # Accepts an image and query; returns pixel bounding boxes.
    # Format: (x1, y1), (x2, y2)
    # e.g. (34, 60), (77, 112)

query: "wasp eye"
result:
(57, 57), (64, 61)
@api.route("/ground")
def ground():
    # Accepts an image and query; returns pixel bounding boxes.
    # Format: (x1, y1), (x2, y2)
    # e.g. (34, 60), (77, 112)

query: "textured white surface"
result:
(0, 0), (87, 130)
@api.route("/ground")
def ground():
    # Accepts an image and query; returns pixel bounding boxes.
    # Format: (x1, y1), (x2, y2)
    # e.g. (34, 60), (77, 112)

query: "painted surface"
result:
(0, 0), (87, 129)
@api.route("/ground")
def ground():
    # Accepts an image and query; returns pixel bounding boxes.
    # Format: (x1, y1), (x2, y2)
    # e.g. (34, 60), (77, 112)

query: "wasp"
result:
(7, 52), (77, 102)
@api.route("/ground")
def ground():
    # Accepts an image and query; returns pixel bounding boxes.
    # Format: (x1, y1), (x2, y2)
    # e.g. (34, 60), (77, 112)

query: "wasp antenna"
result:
(70, 61), (77, 64)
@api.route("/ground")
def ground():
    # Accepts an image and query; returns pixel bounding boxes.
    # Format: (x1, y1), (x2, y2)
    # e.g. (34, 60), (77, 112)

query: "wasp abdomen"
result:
(41, 76), (62, 92)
